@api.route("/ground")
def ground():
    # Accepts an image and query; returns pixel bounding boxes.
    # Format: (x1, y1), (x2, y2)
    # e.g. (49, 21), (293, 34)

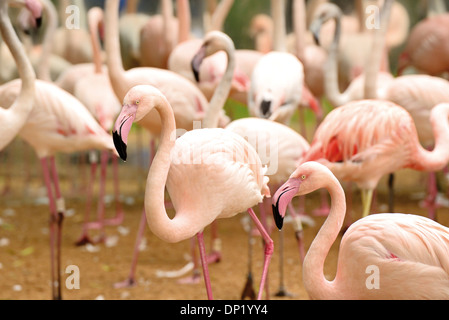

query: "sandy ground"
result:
(1, 134), (449, 301)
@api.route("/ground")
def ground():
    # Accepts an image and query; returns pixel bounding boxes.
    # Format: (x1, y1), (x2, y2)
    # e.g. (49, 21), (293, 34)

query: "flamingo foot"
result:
(206, 251), (222, 264)
(113, 277), (136, 289)
(240, 272), (256, 300)
(74, 233), (95, 246)
(177, 270), (202, 284)
(274, 286), (296, 298)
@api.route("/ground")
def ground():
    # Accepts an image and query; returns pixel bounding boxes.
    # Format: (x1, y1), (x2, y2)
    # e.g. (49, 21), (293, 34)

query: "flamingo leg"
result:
(287, 202), (305, 263)
(104, 153), (124, 226)
(361, 189), (373, 218)
(197, 231), (214, 300)
(114, 209), (147, 288)
(247, 208), (274, 300)
(240, 217), (256, 300)
(388, 173), (395, 213)
(49, 156), (65, 300)
(75, 151), (98, 246)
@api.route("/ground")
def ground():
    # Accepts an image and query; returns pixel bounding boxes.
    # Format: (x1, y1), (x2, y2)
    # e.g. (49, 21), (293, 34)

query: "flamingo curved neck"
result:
(271, 0), (286, 52)
(87, 8), (104, 74)
(302, 176), (346, 299)
(324, 13), (347, 107)
(413, 104), (449, 172)
(0, 0), (35, 149)
(203, 39), (236, 129)
(36, 0), (58, 81)
(105, 0), (129, 102)
(143, 95), (201, 243)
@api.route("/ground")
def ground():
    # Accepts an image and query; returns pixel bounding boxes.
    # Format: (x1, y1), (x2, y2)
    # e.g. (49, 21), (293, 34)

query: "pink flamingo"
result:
(398, 13), (449, 76)
(309, 1), (394, 108)
(0, 0), (41, 150)
(167, 0), (250, 105)
(382, 74), (449, 220)
(73, 6), (124, 245)
(112, 84), (273, 300)
(300, 100), (449, 219)
(272, 161), (449, 299)
(0, 9), (117, 300)
(191, 30), (312, 297)
(249, 0), (322, 130)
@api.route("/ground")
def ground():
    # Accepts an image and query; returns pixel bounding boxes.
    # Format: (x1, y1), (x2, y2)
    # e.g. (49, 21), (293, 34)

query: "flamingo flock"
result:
(1, 0), (449, 301)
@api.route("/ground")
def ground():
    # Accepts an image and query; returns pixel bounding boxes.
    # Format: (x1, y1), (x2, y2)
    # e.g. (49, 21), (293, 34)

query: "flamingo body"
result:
(273, 162), (449, 300)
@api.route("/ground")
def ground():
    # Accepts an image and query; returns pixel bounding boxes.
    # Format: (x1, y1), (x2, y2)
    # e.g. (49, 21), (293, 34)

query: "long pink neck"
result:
(209, 0), (234, 31)
(176, 0), (190, 43)
(37, 0), (57, 81)
(143, 94), (201, 243)
(293, 0), (306, 61)
(105, 0), (129, 102)
(0, 0), (36, 149)
(412, 103), (449, 172)
(88, 7), (104, 74)
(271, 0), (286, 52)
(302, 175), (345, 299)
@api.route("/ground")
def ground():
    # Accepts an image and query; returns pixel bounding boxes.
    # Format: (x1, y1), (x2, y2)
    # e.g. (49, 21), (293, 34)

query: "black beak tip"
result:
(272, 204), (284, 230)
(112, 130), (127, 161)
(36, 16), (43, 29)
(191, 60), (200, 83)
(312, 32), (320, 46)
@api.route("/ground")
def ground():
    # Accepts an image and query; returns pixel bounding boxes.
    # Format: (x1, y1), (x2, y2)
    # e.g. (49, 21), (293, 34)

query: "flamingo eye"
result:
(301, 175), (306, 180)
(135, 100), (140, 105)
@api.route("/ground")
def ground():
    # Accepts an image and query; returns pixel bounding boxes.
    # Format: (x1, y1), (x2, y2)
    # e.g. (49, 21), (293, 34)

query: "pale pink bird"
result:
(104, 0), (229, 137)
(167, 0), (250, 105)
(382, 74), (449, 220)
(138, 0), (180, 69)
(191, 30), (312, 297)
(249, 0), (322, 132)
(300, 100), (449, 219)
(112, 84), (273, 300)
(73, 6), (123, 245)
(309, 1), (393, 108)
(272, 161), (449, 300)
(0, 4), (118, 296)
(398, 13), (449, 76)
(0, 0), (41, 150)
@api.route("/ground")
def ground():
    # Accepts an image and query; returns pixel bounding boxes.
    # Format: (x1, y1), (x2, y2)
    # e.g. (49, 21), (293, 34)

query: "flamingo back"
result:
(301, 100), (417, 189)
(337, 213), (449, 299)
(166, 128), (269, 221)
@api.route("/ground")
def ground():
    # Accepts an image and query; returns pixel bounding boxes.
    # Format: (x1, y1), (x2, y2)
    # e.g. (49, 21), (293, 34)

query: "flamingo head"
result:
(272, 162), (333, 229)
(9, 0), (43, 29)
(191, 30), (235, 83)
(113, 85), (164, 161)
(309, 2), (342, 47)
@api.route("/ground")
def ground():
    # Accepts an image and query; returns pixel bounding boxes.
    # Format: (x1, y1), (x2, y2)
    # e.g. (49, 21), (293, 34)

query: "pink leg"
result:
(178, 237), (202, 284)
(75, 152), (98, 246)
(197, 231), (214, 300)
(247, 208), (274, 300)
(287, 202), (305, 263)
(114, 209), (147, 288)
(103, 153), (124, 226)
(49, 156), (65, 300)
(422, 171), (438, 221)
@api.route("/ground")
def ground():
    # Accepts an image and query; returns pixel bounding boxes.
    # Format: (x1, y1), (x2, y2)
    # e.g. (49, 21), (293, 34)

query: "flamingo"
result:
(249, 0), (322, 129)
(0, 0), (41, 151)
(272, 161), (449, 299)
(112, 84), (273, 300)
(382, 75), (449, 220)
(0, 5), (118, 299)
(299, 100), (449, 219)
(167, 0), (250, 105)
(309, 1), (394, 108)
(73, 6), (124, 245)
(398, 13), (449, 76)
(191, 30), (312, 298)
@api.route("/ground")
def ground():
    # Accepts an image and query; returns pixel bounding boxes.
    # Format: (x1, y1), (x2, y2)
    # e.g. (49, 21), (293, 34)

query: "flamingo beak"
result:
(272, 178), (302, 230)
(191, 45), (207, 83)
(112, 104), (136, 161)
(309, 20), (322, 46)
(25, 0), (43, 21)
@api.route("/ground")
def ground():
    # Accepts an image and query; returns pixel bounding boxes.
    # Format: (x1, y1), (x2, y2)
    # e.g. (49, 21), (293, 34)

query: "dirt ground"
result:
(1, 133), (449, 301)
